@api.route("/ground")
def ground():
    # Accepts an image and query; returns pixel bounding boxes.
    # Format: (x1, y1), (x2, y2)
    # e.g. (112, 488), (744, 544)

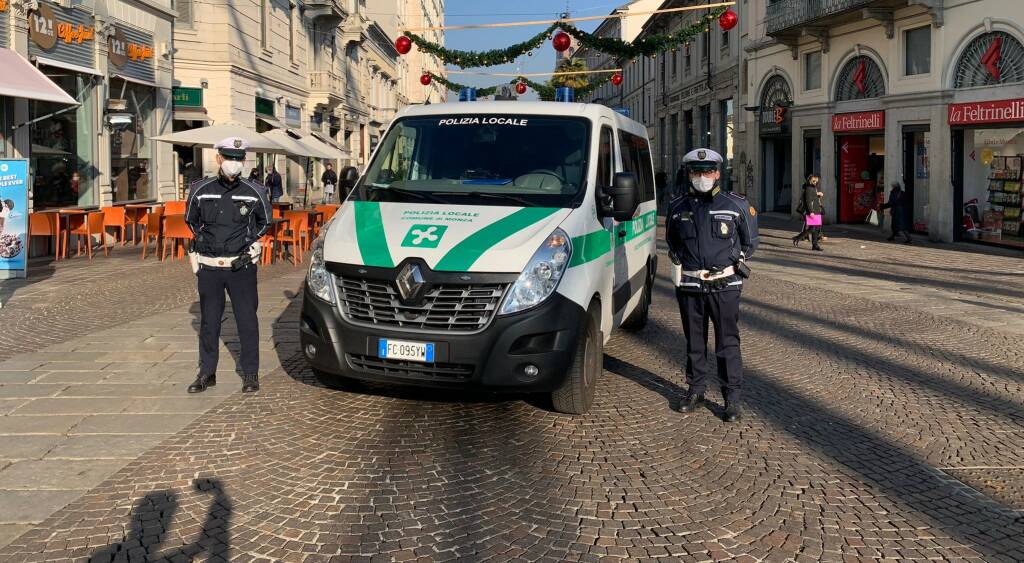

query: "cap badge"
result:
(233, 139), (243, 148)
(697, 149), (706, 159)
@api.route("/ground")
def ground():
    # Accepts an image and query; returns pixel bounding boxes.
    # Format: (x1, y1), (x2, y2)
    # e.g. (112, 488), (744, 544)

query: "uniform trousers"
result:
(675, 288), (743, 402)
(198, 264), (259, 377)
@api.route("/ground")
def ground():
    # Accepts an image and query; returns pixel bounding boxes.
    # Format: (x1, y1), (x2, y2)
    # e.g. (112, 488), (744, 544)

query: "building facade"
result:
(173, 0), (443, 203)
(744, 0), (1024, 249)
(2, 0), (176, 211)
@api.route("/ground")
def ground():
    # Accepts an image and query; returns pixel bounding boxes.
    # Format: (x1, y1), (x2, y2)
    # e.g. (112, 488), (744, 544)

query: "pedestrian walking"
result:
(264, 165), (283, 202)
(185, 137), (271, 394)
(793, 174), (825, 251)
(321, 163), (338, 204)
(880, 181), (912, 244)
(248, 167), (261, 183)
(666, 148), (759, 423)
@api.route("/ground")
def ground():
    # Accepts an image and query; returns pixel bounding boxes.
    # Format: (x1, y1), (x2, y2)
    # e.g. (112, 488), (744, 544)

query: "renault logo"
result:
(395, 263), (426, 303)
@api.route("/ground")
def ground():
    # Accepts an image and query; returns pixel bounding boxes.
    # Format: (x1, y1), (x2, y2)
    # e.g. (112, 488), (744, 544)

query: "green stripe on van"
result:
(353, 201), (394, 268)
(435, 207), (559, 271)
(569, 211), (657, 268)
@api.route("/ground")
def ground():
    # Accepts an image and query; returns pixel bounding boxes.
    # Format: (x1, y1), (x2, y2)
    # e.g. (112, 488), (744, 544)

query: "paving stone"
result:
(70, 414), (203, 435)
(0, 415), (86, 435)
(0, 460), (127, 489)
(0, 436), (63, 459)
(10, 398), (128, 415)
(44, 435), (169, 460)
(0, 490), (86, 523)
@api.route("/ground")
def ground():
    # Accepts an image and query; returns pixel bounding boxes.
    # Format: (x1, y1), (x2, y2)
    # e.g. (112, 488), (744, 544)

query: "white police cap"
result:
(214, 137), (249, 159)
(682, 148), (723, 170)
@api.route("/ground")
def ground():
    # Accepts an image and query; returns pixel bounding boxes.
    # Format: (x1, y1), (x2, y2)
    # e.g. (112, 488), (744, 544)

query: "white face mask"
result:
(690, 175), (715, 193)
(221, 160), (245, 178)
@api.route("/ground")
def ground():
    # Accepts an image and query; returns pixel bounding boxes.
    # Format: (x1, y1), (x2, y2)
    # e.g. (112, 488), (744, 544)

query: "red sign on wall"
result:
(832, 111), (885, 132)
(948, 98), (1024, 125)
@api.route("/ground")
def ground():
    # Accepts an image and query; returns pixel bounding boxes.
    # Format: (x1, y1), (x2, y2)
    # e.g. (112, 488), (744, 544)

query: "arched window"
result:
(759, 75), (792, 133)
(760, 74), (792, 108)
(835, 56), (886, 101)
(953, 31), (1024, 88)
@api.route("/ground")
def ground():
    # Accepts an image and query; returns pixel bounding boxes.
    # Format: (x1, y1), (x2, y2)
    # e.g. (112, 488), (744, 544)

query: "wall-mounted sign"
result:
(831, 111), (885, 133)
(948, 98), (1024, 126)
(173, 87), (203, 108)
(255, 97), (275, 117)
(0, 0), (10, 49)
(285, 105), (301, 127)
(108, 24), (154, 83)
(28, 2), (96, 70)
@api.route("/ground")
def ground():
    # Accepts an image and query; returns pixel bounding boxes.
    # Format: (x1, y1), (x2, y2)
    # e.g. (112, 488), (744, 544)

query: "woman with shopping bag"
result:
(880, 182), (912, 244)
(793, 174), (825, 251)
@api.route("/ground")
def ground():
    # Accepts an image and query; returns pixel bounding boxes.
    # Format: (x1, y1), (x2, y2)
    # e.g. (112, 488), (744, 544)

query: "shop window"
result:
(805, 51), (821, 91)
(963, 128), (1024, 248)
(905, 26), (931, 76)
(109, 79), (154, 203)
(30, 71), (96, 210)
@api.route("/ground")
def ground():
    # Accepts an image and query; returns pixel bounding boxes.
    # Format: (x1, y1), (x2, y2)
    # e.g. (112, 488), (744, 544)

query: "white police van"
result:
(301, 101), (658, 414)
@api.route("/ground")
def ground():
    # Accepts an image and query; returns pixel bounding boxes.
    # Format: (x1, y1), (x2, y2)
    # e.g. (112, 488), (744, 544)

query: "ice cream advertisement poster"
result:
(0, 160), (29, 274)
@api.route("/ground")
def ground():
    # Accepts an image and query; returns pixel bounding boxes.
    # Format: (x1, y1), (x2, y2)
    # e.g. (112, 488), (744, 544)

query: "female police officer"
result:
(665, 149), (758, 422)
(185, 137), (271, 394)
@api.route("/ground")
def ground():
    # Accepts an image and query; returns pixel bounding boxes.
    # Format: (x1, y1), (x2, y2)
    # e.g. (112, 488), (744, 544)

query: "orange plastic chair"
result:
(161, 214), (194, 260)
(28, 213), (59, 257)
(277, 211), (309, 266)
(163, 200), (187, 215)
(140, 207), (164, 260)
(66, 212), (110, 259)
(101, 207), (128, 245)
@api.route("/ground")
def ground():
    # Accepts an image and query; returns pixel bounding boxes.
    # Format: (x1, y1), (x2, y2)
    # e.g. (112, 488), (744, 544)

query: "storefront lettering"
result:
(109, 27), (153, 68)
(30, 4), (94, 50)
(831, 111), (885, 132)
(948, 98), (1024, 125)
(128, 42), (153, 61)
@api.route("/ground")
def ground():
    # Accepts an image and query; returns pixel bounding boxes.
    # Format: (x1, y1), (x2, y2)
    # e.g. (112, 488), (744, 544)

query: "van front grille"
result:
(346, 354), (474, 381)
(335, 274), (508, 333)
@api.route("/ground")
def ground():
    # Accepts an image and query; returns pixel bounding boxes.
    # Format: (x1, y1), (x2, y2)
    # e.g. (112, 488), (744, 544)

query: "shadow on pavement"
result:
(88, 478), (233, 562)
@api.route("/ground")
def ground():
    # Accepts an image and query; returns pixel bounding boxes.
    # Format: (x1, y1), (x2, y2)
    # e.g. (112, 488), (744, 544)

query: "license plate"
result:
(378, 338), (435, 363)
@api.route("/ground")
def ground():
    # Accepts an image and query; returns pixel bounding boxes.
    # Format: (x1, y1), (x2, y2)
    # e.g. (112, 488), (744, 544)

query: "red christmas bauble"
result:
(515, 82), (527, 95)
(395, 35), (412, 55)
(611, 73), (623, 86)
(552, 32), (572, 53)
(420, 73), (432, 86)
(719, 9), (738, 32)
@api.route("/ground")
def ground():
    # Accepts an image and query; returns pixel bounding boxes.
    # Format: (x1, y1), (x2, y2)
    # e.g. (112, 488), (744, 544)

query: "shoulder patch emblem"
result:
(719, 222), (729, 236)
(749, 206), (757, 217)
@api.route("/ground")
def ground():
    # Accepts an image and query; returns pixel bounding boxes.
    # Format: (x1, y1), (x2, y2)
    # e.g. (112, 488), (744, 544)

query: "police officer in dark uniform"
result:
(185, 137), (271, 394)
(666, 148), (759, 422)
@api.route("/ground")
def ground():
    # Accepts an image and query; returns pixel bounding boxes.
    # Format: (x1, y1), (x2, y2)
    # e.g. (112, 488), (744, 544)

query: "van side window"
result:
(597, 127), (613, 188)
(618, 131), (655, 202)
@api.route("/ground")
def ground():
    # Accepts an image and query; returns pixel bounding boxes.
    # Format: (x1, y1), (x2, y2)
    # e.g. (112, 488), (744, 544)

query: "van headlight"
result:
(499, 228), (572, 315)
(307, 237), (336, 304)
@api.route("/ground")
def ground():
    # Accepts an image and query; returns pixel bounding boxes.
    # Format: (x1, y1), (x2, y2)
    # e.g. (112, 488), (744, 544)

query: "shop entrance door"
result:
(902, 127), (931, 233)
(837, 135), (883, 223)
(761, 137), (792, 212)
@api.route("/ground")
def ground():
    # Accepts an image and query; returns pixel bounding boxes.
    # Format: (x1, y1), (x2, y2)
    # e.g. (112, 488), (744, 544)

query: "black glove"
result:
(734, 260), (751, 279)
(669, 251), (681, 266)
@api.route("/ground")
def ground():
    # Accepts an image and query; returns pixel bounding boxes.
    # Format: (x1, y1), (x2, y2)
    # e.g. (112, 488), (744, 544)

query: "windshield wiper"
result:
(366, 184), (447, 204)
(433, 191), (539, 207)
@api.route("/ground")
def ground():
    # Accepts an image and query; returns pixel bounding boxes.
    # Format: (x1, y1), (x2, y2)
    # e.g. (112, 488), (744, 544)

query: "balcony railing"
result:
(765, 0), (873, 35)
(309, 71), (343, 95)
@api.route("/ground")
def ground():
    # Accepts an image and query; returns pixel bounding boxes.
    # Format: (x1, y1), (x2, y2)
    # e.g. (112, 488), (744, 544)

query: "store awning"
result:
(174, 108), (212, 123)
(256, 115), (285, 129)
(0, 49), (79, 105)
(311, 132), (351, 156)
(33, 55), (102, 76)
(263, 128), (320, 158)
(152, 122), (285, 151)
(110, 73), (157, 88)
(302, 133), (347, 160)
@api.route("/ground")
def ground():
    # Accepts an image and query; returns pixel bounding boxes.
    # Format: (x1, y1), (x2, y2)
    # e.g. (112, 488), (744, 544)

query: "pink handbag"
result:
(805, 213), (823, 227)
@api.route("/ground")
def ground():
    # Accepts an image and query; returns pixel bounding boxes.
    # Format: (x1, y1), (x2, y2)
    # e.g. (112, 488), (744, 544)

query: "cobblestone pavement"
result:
(0, 224), (1022, 561)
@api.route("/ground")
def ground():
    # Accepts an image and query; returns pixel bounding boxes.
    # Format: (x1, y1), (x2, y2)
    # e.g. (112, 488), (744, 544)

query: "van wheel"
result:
(551, 307), (602, 415)
(622, 268), (652, 332)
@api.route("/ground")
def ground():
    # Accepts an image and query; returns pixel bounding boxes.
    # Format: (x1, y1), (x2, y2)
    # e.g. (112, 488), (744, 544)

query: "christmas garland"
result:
(403, 7), (729, 68)
(407, 24), (559, 68)
(427, 73), (499, 97)
(428, 72), (616, 101)
(558, 7), (728, 60)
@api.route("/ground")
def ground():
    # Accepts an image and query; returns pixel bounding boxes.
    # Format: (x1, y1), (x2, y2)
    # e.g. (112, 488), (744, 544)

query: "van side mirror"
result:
(339, 166), (359, 189)
(600, 172), (640, 222)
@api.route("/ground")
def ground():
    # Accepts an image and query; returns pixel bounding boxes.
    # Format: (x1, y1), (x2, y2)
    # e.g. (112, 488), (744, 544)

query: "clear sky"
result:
(436, 0), (614, 100)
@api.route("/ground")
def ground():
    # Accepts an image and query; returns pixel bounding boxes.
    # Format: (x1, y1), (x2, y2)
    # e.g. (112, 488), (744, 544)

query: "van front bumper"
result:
(300, 285), (588, 392)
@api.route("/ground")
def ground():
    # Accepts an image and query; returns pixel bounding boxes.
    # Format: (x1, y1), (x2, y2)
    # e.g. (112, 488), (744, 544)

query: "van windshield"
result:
(351, 115), (590, 207)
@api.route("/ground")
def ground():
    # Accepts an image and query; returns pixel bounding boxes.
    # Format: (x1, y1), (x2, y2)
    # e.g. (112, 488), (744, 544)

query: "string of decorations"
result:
(397, 8), (737, 68)
(423, 72), (621, 101)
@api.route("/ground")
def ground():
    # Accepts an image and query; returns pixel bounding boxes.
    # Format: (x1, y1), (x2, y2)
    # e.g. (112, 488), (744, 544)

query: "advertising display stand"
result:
(0, 159), (30, 281)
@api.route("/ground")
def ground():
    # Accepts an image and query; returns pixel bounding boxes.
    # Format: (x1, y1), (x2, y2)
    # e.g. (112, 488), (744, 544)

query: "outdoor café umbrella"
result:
(152, 123), (285, 152)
